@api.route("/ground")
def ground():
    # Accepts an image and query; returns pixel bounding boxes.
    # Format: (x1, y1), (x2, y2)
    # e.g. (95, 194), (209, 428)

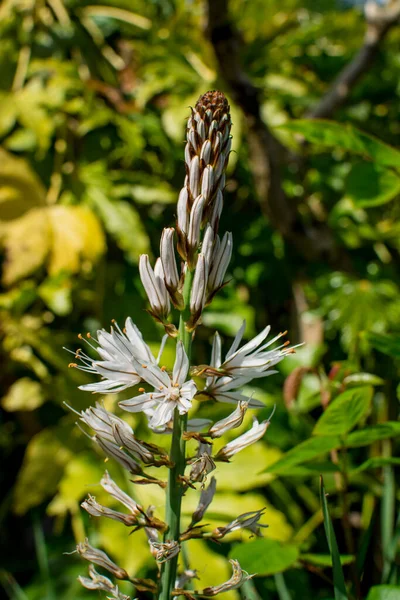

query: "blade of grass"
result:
(320, 476), (348, 600)
(0, 570), (29, 600)
(355, 504), (376, 581)
(274, 573), (292, 600)
(381, 464), (395, 582)
(384, 507), (400, 585)
(32, 512), (56, 600)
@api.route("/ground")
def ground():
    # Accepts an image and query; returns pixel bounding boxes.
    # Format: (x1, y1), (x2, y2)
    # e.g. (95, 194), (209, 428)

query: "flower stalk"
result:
(68, 90), (296, 600)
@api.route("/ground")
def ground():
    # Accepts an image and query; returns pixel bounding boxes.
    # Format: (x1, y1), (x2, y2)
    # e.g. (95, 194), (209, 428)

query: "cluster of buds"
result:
(138, 91), (233, 335)
(68, 91), (296, 600)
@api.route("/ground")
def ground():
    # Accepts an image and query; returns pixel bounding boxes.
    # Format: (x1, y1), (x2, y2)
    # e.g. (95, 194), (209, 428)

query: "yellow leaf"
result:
(47, 205), (106, 275)
(1, 207), (50, 286)
(0, 148), (46, 221)
(2, 377), (45, 411)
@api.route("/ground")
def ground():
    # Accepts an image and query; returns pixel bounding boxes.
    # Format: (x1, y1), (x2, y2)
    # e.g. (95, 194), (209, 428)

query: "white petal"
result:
(132, 358), (170, 389)
(119, 393), (158, 412)
(225, 320), (246, 360)
(124, 317), (154, 363)
(228, 324), (271, 361)
(211, 332), (222, 369)
(79, 380), (132, 393)
(173, 341), (189, 385)
(150, 401), (176, 428)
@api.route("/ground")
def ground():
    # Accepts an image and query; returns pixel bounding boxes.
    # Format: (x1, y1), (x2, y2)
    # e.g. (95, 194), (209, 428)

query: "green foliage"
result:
(1, 0), (400, 599)
(229, 538), (300, 576)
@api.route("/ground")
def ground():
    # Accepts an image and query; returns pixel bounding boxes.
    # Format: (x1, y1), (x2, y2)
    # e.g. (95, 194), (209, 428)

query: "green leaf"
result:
(300, 553), (355, 567)
(346, 422), (400, 447)
(320, 477), (348, 600)
(351, 457), (400, 475)
(346, 162), (400, 207)
(264, 436), (341, 474)
(366, 332), (400, 359)
(229, 537), (299, 576)
(13, 428), (73, 514)
(343, 373), (384, 386)
(1, 378), (46, 411)
(279, 120), (400, 169)
(366, 586), (400, 600)
(313, 387), (373, 437)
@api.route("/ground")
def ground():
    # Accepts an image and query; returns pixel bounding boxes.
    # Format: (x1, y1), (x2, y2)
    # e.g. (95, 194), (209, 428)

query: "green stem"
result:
(159, 269), (194, 600)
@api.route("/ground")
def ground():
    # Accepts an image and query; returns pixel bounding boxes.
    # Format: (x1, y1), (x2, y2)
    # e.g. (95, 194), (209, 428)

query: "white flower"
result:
(119, 341), (197, 429)
(201, 332), (265, 408)
(219, 320), (294, 379)
(68, 317), (165, 395)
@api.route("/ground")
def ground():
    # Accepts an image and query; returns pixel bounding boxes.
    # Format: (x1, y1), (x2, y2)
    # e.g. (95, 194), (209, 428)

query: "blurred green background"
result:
(1, 1), (400, 599)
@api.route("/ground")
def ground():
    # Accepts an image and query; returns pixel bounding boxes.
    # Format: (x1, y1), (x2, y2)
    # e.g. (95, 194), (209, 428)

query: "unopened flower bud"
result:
(202, 224), (215, 266)
(177, 187), (189, 235)
(139, 254), (170, 322)
(187, 195), (205, 263)
(200, 140), (212, 165)
(188, 253), (208, 330)
(189, 155), (200, 200)
(209, 189), (223, 232)
(208, 231), (232, 300)
(160, 228), (184, 310)
(201, 165), (214, 203)
(76, 539), (129, 580)
(209, 401), (248, 438)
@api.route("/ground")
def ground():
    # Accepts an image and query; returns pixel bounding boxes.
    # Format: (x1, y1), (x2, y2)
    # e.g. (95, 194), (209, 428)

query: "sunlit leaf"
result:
(13, 428), (73, 514)
(280, 120), (400, 168)
(229, 537), (300, 576)
(0, 149), (46, 221)
(346, 162), (400, 207)
(351, 457), (400, 475)
(346, 422), (400, 447)
(47, 205), (106, 275)
(313, 387), (373, 436)
(366, 586), (400, 600)
(2, 378), (45, 411)
(2, 207), (50, 286)
(264, 436), (341, 474)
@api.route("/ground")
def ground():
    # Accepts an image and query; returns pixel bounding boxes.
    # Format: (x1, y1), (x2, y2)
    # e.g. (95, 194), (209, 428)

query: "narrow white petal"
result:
(119, 393), (158, 413)
(173, 341), (189, 385)
(225, 320), (246, 360)
(124, 317), (154, 363)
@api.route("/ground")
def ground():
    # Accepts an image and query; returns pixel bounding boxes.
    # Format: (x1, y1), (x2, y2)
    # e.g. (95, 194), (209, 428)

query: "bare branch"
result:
(307, 0), (400, 119)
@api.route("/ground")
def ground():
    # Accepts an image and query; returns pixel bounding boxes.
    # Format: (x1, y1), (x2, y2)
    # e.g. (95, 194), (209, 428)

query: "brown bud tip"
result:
(195, 90), (230, 115)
